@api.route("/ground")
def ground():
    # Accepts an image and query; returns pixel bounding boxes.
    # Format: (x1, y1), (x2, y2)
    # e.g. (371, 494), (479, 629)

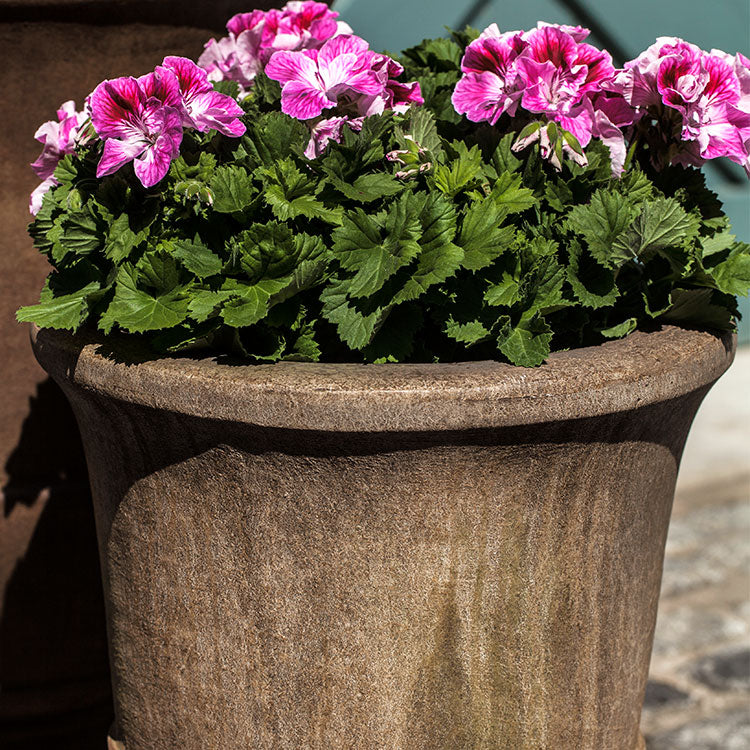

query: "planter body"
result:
(32, 325), (734, 750)
(1, 4), (293, 747)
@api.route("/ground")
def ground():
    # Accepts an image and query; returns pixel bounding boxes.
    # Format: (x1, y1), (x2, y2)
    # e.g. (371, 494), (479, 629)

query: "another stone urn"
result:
(2, 3), (290, 745)
(31, 324), (734, 750)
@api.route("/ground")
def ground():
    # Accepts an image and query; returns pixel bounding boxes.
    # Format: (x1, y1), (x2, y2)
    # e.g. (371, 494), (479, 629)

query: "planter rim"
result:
(31, 324), (735, 432)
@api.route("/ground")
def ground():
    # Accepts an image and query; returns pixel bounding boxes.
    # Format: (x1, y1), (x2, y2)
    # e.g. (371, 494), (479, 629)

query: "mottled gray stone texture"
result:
(31, 325), (735, 750)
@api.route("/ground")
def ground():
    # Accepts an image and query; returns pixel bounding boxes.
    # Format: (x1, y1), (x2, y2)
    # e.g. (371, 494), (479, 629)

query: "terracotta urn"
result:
(30, 324), (734, 750)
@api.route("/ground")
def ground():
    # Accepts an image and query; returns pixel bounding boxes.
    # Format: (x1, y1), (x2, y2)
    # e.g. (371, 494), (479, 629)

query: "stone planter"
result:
(31, 324), (734, 750)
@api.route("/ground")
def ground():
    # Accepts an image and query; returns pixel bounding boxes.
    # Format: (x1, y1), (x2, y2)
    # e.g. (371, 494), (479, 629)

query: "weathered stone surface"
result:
(643, 680), (692, 709)
(693, 647), (750, 692)
(646, 708), (750, 750)
(652, 605), (748, 658)
(31, 325), (734, 750)
(661, 529), (750, 597)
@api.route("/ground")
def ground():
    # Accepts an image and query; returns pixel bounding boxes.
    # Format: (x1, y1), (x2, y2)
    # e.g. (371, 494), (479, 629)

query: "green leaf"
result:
(270, 251), (330, 305)
(484, 273), (521, 307)
(284, 318), (322, 362)
(459, 198), (516, 271)
(260, 159), (343, 225)
(708, 242), (750, 296)
(661, 288), (735, 330)
(331, 194), (422, 297)
(398, 106), (443, 156)
(232, 222), (300, 282)
(489, 171), (537, 214)
(243, 111), (309, 165)
(363, 303), (423, 362)
(524, 254), (568, 315)
(53, 155), (78, 184)
(320, 278), (388, 350)
(326, 172), (405, 203)
(170, 152), (217, 182)
(701, 231), (736, 257)
(432, 143), (482, 197)
(220, 278), (290, 328)
(394, 241), (464, 304)
(566, 189), (637, 267)
(566, 240), (618, 309)
(172, 239), (223, 279)
(104, 213), (146, 262)
(99, 267), (189, 333)
(187, 288), (236, 322)
(57, 206), (101, 260)
(17, 280), (100, 331)
(136, 250), (181, 293)
(212, 79), (241, 99)
(488, 132), (522, 176)
(544, 180), (574, 213)
(209, 165), (256, 213)
(617, 168), (653, 203)
(496, 313), (552, 367)
(402, 37), (462, 69)
(599, 318), (637, 338)
(393, 193), (463, 303)
(444, 318), (490, 345)
(612, 197), (699, 262)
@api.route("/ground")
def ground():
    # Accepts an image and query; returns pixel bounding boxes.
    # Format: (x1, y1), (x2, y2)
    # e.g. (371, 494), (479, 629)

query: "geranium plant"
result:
(19, 3), (750, 366)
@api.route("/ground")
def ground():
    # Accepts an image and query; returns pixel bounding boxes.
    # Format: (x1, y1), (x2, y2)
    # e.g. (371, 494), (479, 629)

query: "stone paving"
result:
(641, 347), (750, 749)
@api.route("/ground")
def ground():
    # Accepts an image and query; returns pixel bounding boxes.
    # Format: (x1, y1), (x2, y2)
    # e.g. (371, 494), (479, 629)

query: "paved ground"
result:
(641, 347), (750, 749)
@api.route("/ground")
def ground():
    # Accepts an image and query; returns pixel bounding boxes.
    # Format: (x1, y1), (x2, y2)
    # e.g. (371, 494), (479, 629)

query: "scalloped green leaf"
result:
(459, 198), (516, 271)
(99, 267), (189, 334)
(210, 165), (256, 214)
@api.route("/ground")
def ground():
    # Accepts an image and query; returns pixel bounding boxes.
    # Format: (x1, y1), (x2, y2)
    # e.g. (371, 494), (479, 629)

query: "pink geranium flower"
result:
(516, 25), (614, 142)
(304, 115), (351, 158)
(265, 34), (422, 158)
(159, 56), (246, 137)
(199, 1), (350, 92)
(452, 25), (527, 124)
(265, 35), (385, 120)
(588, 92), (638, 175)
(29, 177), (59, 216)
(356, 54), (424, 117)
(29, 100), (90, 214)
(199, 36), (258, 90)
(453, 22), (615, 166)
(611, 39), (750, 174)
(89, 73), (184, 188)
(31, 100), (89, 179)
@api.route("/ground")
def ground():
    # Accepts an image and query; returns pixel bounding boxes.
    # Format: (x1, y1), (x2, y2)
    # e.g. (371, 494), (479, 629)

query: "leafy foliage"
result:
(19, 37), (749, 366)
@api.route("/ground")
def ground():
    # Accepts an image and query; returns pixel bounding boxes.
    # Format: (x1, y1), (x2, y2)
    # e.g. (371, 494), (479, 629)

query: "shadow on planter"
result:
(0, 380), (111, 750)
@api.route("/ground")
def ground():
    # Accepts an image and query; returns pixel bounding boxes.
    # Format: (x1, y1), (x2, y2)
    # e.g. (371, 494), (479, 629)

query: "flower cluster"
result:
(29, 101), (90, 214)
(452, 23), (625, 168)
(610, 39), (750, 174)
(265, 34), (423, 157)
(29, 12), (750, 219)
(199, 1), (351, 93)
(89, 56), (245, 189)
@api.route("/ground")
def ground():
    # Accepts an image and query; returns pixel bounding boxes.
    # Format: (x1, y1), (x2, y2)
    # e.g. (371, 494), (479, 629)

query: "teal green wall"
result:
(333, 0), (750, 343)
